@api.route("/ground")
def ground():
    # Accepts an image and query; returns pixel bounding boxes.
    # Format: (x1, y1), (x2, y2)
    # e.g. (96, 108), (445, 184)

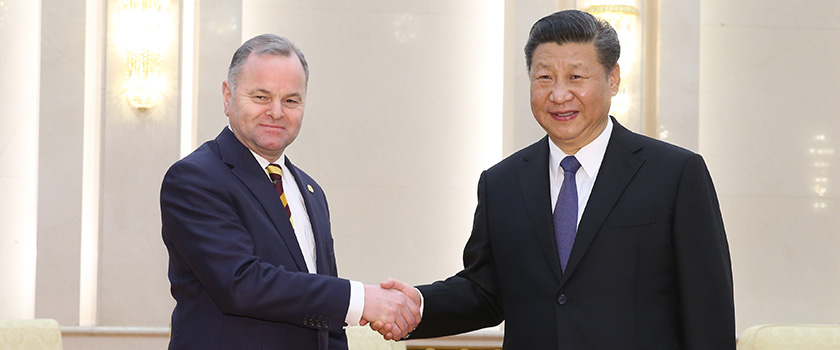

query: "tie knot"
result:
(267, 164), (283, 181)
(560, 156), (581, 174)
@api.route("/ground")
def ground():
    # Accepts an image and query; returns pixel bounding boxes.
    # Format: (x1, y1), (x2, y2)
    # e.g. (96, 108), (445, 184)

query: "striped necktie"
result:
(266, 163), (294, 227)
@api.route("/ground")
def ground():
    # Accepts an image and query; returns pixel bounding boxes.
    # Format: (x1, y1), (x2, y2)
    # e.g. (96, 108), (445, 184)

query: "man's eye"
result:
(570, 75), (583, 80)
(283, 99), (301, 107)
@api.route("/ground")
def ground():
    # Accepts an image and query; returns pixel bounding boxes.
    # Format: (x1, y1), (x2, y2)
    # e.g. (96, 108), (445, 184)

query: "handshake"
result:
(360, 278), (421, 341)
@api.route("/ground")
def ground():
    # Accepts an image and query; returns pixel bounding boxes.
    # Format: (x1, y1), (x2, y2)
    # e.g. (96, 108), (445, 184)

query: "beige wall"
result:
(0, 0), (40, 321)
(240, 0), (506, 285)
(0, 0), (838, 348)
(699, 0), (840, 331)
(36, 0), (84, 325)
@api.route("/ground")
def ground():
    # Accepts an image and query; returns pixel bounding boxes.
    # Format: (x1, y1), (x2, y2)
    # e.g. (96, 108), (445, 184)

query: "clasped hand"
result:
(360, 278), (422, 340)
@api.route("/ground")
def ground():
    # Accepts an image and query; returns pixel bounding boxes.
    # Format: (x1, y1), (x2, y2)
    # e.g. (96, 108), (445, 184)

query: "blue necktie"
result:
(554, 156), (581, 272)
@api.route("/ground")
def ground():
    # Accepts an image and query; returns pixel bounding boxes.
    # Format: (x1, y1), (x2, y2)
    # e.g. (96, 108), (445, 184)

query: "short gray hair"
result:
(226, 34), (309, 93)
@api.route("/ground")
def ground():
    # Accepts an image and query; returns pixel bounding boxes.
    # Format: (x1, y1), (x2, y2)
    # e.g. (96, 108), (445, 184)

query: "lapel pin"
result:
(307, 184), (314, 193)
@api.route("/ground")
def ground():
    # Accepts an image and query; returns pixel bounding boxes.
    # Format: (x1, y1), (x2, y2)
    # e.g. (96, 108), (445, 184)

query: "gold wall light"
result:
(577, 0), (644, 132)
(117, 0), (169, 110)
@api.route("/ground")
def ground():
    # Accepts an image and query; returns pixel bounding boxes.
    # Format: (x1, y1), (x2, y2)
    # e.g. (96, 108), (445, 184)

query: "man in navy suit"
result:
(161, 34), (419, 350)
(382, 10), (736, 349)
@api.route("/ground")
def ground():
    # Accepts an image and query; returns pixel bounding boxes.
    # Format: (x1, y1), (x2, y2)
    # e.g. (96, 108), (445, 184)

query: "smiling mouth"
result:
(551, 111), (577, 120)
(260, 124), (285, 130)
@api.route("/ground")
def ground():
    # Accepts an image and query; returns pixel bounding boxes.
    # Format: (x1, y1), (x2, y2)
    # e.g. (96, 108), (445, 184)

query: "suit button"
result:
(557, 294), (568, 306)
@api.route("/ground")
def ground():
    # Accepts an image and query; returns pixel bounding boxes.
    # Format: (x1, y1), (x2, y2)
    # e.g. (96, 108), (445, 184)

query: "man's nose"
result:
(267, 101), (285, 119)
(549, 81), (573, 103)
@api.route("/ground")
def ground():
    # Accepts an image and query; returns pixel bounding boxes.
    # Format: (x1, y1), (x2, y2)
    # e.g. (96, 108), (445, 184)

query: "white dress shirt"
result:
(548, 117), (613, 225)
(250, 149), (364, 327)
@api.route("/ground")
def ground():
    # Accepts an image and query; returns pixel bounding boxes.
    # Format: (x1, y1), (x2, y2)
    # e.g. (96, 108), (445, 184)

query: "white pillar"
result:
(0, 0), (41, 319)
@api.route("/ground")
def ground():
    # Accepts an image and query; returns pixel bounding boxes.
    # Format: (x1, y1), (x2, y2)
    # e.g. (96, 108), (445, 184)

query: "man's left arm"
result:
(672, 154), (736, 349)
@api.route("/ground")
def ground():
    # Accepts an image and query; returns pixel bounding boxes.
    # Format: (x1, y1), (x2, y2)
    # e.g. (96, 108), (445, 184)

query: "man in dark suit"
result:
(381, 10), (735, 349)
(161, 34), (419, 350)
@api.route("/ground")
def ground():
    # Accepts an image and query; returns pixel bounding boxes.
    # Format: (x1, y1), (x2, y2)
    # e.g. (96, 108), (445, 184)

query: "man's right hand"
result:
(379, 278), (421, 308)
(360, 284), (421, 340)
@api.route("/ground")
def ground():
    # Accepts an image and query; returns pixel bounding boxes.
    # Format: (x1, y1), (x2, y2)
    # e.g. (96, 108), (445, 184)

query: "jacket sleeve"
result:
(412, 171), (505, 338)
(672, 154), (736, 349)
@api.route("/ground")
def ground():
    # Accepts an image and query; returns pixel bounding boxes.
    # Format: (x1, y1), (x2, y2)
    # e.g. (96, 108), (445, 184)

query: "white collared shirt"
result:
(548, 117), (614, 225)
(252, 152), (317, 273)
(248, 147), (364, 327)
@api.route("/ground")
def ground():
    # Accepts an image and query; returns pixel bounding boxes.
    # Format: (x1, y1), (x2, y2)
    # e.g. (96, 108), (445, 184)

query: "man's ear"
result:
(609, 64), (620, 96)
(222, 81), (232, 116)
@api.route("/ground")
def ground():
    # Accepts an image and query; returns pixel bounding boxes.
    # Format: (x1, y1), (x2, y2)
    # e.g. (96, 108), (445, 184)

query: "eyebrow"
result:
(247, 88), (272, 95)
(248, 88), (302, 99)
(283, 92), (303, 100)
(534, 61), (586, 70)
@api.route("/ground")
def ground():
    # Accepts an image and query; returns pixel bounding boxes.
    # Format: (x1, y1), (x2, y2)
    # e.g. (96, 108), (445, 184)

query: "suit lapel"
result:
(518, 137), (565, 283)
(284, 158), (335, 276)
(216, 128), (309, 272)
(560, 120), (644, 284)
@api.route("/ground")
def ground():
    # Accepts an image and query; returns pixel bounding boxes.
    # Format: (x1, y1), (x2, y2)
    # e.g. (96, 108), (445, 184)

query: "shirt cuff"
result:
(344, 280), (365, 327)
(417, 287), (425, 317)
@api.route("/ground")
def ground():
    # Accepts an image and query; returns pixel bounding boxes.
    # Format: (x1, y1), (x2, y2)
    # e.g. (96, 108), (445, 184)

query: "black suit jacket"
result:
(161, 127), (350, 350)
(412, 118), (735, 349)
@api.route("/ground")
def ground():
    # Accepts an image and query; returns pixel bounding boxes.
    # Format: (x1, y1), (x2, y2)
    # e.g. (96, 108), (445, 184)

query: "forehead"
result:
(238, 52), (306, 89)
(530, 41), (600, 70)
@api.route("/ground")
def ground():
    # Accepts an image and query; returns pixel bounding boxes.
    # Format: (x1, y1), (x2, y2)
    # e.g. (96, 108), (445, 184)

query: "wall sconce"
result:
(577, 0), (643, 131)
(117, 0), (169, 110)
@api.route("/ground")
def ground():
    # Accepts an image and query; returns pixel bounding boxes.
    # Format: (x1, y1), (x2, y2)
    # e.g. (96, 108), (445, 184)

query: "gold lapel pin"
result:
(307, 184), (314, 193)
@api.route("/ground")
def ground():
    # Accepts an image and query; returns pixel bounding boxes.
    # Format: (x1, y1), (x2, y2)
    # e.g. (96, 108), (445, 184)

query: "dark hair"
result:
(227, 34), (309, 93)
(524, 10), (620, 75)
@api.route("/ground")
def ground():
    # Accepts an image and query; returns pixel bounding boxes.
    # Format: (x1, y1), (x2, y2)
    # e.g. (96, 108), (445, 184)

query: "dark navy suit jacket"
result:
(411, 118), (736, 349)
(161, 127), (350, 350)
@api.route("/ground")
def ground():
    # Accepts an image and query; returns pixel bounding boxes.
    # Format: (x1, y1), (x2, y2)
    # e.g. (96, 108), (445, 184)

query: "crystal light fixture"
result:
(577, 0), (643, 130)
(118, 0), (168, 110)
